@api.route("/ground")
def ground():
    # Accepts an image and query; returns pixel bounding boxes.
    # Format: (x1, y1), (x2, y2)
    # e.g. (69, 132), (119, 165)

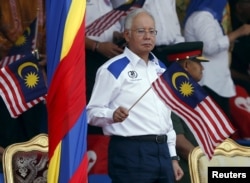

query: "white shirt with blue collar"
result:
(87, 47), (177, 156)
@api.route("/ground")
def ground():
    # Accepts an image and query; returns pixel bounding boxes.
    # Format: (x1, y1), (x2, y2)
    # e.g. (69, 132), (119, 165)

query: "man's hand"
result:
(113, 106), (129, 122)
(172, 160), (184, 181)
(97, 42), (123, 58)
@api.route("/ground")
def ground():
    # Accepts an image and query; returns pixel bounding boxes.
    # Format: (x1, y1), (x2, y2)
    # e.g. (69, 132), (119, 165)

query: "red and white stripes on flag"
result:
(0, 55), (23, 68)
(152, 65), (235, 159)
(86, 7), (136, 36)
(86, 0), (146, 36)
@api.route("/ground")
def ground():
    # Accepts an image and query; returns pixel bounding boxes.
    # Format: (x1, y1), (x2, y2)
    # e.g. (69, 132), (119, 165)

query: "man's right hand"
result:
(113, 106), (129, 122)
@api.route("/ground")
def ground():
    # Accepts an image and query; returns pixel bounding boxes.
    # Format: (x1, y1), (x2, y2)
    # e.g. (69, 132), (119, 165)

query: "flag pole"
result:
(34, 7), (39, 51)
(128, 86), (152, 111)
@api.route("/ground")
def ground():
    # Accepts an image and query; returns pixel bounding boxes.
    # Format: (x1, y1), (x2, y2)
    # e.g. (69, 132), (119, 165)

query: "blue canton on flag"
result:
(161, 62), (207, 108)
(8, 18), (37, 55)
(7, 53), (47, 102)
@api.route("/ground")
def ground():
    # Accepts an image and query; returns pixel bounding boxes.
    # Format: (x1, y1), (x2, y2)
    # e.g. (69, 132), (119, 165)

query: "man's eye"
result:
(149, 30), (155, 34)
(137, 29), (145, 34)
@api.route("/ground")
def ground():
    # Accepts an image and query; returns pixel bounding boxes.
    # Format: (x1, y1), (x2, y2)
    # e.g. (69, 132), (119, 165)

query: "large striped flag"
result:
(152, 62), (236, 159)
(46, 0), (88, 182)
(86, 0), (145, 36)
(0, 53), (47, 118)
(0, 18), (37, 68)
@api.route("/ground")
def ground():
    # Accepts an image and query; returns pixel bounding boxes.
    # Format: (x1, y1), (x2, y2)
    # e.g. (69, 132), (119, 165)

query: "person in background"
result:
(158, 41), (208, 183)
(87, 8), (184, 183)
(86, 0), (124, 102)
(86, 0), (124, 134)
(229, 0), (250, 94)
(143, 0), (185, 46)
(142, 0), (186, 63)
(183, 0), (250, 119)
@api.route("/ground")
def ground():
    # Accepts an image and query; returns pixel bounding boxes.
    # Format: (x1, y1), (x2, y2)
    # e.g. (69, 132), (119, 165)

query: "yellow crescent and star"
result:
(14, 27), (30, 47)
(171, 72), (194, 97)
(17, 61), (40, 88)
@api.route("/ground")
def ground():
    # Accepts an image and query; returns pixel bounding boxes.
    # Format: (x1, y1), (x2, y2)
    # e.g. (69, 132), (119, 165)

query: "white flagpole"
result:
(34, 7), (39, 51)
(128, 86), (152, 111)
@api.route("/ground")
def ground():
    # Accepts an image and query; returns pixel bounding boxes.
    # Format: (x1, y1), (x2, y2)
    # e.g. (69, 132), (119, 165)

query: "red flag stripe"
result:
(203, 97), (235, 134)
(0, 55), (22, 68)
(197, 100), (233, 140)
(0, 67), (27, 113)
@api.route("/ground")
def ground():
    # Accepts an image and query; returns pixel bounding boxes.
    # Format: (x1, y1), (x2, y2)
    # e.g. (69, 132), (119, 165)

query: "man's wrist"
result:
(171, 155), (180, 161)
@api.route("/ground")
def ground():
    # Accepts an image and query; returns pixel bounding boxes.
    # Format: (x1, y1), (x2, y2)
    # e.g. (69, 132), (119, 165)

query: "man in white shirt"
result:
(86, 0), (124, 134)
(87, 8), (183, 183)
(86, 0), (124, 102)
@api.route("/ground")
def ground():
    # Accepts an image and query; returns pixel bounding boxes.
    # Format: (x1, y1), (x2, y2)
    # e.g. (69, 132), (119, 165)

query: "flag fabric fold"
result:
(152, 62), (236, 159)
(86, 0), (146, 36)
(0, 18), (37, 68)
(46, 0), (87, 182)
(0, 53), (47, 118)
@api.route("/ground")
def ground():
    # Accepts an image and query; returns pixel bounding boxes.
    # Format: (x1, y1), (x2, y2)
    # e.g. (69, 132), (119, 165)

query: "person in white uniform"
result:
(183, 0), (250, 118)
(86, 0), (124, 102)
(87, 8), (184, 183)
(86, 0), (124, 134)
(142, 0), (186, 67)
(143, 0), (185, 46)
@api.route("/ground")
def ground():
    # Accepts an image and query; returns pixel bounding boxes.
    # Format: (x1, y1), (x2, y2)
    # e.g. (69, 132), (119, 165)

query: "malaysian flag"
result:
(0, 18), (37, 68)
(86, 0), (145, 36)
(0, 53), (47, 118)
(152, 62), (236, 159)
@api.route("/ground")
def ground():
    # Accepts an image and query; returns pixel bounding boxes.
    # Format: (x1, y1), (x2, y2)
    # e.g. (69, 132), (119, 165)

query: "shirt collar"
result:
(124, 47), (156, 66)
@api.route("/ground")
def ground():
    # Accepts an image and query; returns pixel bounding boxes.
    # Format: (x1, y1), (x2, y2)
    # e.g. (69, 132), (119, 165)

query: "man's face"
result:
(124, 12), (156, 57)
(184, 60), (204, 82)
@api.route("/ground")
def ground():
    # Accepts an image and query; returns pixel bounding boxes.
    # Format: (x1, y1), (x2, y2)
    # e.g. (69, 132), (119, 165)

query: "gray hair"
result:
(123, 8), (155, 30)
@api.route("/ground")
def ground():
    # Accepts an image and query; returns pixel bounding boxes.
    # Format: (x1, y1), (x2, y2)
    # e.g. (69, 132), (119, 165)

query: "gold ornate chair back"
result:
(2, 133), (49, 183)
(188, 138), (250, 183)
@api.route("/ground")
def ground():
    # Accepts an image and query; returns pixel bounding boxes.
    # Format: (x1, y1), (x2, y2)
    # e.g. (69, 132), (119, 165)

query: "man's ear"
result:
(123, 30), (130, 42)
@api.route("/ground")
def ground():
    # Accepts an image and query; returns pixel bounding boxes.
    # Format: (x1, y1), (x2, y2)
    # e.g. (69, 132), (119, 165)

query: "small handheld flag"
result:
(0, 53), (47, 118)
(152, 62), (236, 159)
